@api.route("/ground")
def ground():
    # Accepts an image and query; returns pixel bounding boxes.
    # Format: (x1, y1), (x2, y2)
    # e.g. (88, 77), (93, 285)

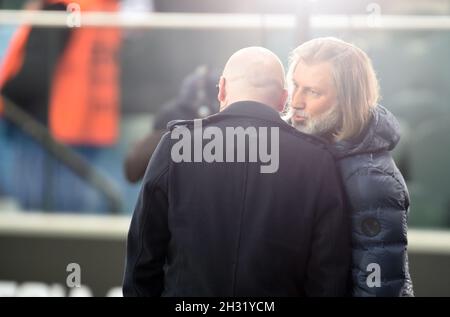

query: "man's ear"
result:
(276, 88), (288, 112)
(218, 76), (228, 111)
(217, 76), (226, 103)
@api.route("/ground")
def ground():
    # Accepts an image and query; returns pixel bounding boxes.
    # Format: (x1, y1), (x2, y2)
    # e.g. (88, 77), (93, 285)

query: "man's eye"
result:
(309, 89), (320, 96)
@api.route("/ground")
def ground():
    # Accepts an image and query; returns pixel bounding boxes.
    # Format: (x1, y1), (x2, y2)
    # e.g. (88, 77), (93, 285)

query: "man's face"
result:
(290, 61), (339, 136)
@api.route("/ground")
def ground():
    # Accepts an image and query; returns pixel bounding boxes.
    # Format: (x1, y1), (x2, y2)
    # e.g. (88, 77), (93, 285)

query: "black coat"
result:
(331, 105), (414, 297)
(123, 101), (351, 297)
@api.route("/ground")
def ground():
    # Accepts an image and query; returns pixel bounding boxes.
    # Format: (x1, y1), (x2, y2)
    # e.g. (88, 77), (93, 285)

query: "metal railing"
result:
(1, 96), (123, 214)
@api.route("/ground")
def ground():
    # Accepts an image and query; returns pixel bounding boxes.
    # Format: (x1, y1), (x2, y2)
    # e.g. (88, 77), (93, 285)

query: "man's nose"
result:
(292, 92), (306, 109)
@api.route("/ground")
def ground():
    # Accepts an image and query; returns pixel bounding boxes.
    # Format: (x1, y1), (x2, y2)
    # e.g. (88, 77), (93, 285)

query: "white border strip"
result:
(0, 11), (450, 30)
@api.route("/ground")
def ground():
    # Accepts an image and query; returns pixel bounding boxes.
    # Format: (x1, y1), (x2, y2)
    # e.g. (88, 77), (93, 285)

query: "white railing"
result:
(0, 212), (449, 254)
(0, 10), (450, 30)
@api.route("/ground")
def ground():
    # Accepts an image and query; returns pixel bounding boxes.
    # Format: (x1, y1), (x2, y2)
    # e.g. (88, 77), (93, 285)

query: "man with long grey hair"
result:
(286, 37), (414, 297)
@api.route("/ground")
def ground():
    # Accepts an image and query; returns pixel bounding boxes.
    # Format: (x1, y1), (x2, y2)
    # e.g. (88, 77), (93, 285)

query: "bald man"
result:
(217, 46), (287, 111)
(123, 47), (350, 297)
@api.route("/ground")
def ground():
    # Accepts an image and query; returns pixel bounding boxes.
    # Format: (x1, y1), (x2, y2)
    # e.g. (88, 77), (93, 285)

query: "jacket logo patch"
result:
(361, 217), (381, 237)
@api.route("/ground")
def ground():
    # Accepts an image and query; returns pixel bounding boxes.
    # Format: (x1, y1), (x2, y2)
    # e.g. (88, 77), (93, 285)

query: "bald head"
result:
(218, 47), (287, 111)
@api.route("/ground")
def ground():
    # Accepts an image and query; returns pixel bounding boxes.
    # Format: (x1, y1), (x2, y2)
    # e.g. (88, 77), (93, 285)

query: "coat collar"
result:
(212, 100), (286, 126)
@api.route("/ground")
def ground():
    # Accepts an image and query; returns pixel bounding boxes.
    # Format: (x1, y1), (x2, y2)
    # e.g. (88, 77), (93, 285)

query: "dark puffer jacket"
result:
(331, 105), (414, 297)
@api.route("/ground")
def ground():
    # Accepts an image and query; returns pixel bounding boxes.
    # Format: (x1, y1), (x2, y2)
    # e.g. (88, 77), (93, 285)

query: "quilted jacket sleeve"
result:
(343, 156), (414, 297)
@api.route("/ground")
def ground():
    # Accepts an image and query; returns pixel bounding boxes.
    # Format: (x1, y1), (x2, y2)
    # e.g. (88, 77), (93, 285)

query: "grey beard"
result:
(291, 105), (340, 138)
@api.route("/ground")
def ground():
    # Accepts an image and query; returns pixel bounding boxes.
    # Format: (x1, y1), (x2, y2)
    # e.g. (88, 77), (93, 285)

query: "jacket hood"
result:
(332, 105), (401, 159)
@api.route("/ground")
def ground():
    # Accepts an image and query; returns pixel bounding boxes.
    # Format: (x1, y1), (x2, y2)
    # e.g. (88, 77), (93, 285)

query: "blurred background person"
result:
(0, 0), (122, 213)
(124, 65), (219, 183)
